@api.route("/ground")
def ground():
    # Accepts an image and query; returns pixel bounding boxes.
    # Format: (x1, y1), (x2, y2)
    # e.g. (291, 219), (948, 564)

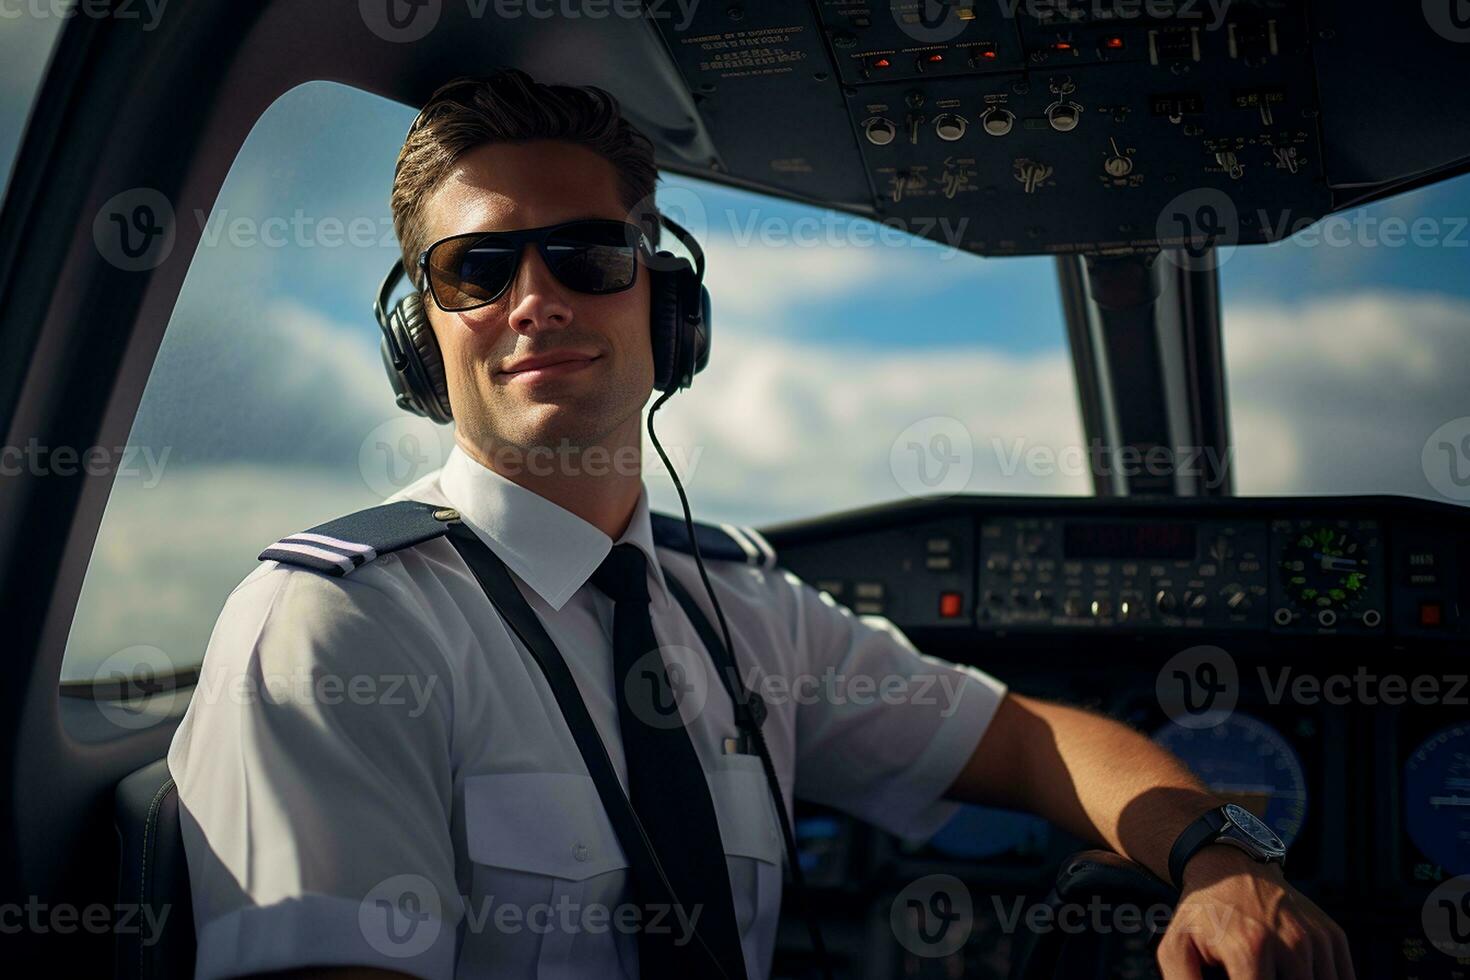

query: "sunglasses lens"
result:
(542, 221), (639, 294)
(427, 235), (519, 310)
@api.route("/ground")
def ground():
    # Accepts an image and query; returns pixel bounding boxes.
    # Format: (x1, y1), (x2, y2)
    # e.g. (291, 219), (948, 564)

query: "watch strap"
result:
(1168, 806), (1230, 888)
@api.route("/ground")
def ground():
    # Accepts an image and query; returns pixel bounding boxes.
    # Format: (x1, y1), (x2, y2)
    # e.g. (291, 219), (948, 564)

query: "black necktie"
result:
(589, 544), (747, 980)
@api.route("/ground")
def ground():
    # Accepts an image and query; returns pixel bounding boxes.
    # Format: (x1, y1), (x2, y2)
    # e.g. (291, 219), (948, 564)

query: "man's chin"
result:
(489, 397), (627, 452)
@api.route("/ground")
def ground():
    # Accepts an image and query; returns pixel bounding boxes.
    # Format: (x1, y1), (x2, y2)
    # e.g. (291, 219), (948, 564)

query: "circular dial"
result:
(1404, 723), (1470, 876)
(1278, 523), (1371, 613)
(1154, 713), (1308, 849)
(1225, 802), (1287, 854)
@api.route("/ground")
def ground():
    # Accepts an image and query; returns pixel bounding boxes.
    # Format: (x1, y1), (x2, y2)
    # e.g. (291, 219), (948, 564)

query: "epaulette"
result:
(650, 512), (778, 569)
(259, 500), (460, 577)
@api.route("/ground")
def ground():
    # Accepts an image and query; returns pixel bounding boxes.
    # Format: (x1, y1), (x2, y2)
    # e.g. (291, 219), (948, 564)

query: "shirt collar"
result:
(438, 442), (667, 611)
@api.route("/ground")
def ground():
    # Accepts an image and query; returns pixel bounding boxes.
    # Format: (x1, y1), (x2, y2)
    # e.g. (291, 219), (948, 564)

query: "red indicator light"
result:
(926, 53), (944, 62)
(1053, 41), (1074, 52)
(1105, 36), (1125, 49)
(871, 57), (891, 68)
(1420, 602), (1443, 627)
(939, 592), (964, 618)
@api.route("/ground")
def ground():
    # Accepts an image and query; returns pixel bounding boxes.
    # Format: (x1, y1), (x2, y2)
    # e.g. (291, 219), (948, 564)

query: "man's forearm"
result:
(947, 692), (1223, 885)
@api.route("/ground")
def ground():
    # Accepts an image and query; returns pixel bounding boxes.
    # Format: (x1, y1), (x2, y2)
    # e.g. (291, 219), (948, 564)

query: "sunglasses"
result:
(418, 218), (647, 313)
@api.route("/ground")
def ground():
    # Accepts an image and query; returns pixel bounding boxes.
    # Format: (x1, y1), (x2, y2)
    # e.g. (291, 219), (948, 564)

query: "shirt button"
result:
(572, 843), (590, 862)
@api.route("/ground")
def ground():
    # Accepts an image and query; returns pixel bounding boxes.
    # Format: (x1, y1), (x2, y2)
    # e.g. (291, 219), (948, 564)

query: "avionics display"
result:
(1063, 522), (1198, 560)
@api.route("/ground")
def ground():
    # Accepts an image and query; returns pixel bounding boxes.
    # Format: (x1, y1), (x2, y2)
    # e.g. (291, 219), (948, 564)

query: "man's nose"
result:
(506, 245), (574, 335)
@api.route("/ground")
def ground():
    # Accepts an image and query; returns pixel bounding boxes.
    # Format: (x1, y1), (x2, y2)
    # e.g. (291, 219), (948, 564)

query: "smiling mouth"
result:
(499, 353), (602, 383)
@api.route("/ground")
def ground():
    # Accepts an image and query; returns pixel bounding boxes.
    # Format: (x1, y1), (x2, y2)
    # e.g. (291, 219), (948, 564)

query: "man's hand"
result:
(1158, 847), (1355, 980)
(947, 693), (1356, 977)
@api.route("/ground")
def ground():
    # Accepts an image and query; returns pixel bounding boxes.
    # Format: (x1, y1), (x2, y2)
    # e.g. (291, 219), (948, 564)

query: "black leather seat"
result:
(115, 758), (195, 980)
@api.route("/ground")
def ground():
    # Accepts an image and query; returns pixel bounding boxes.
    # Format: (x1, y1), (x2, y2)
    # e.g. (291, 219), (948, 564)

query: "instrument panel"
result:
(766, 496), (1464, 639)
(759, 494), (1468, 978)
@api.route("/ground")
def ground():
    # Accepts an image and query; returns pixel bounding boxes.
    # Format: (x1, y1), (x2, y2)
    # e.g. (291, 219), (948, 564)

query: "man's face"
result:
(419, 140), (654, 455)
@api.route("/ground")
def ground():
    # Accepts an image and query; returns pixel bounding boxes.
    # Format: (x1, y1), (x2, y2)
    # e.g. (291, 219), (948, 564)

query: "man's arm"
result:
(947, 692), (1354, 980)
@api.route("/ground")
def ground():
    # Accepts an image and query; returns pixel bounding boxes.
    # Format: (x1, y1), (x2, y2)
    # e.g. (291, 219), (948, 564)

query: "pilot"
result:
(167, 70), (1352, 980)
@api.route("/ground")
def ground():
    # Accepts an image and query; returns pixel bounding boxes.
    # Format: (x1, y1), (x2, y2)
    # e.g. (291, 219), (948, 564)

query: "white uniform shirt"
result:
(168, 443), (1009, 980)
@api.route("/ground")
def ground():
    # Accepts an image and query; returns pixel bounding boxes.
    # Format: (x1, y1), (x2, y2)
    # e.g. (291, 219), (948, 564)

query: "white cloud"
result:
(1222, 290), (1470, 497)
(645, 325), (1090, 525)
(695, 233), (992, 325)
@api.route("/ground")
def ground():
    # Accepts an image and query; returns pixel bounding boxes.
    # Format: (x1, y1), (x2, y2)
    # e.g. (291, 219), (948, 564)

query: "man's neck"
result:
(456, 423), (644, 541)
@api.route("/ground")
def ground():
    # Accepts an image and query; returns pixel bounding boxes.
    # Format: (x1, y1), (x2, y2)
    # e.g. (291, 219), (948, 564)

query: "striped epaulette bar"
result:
(259, 500), (460, 576)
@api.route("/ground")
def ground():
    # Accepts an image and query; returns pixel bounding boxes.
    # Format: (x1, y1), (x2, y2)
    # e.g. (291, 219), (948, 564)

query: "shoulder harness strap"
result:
(648, 512), (778, 569)
(258, 500), (460, 576)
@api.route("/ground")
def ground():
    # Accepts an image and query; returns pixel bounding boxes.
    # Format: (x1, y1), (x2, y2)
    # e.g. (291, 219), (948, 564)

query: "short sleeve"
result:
(167, 564), (461, 980)
(779, 574), (1008, 844)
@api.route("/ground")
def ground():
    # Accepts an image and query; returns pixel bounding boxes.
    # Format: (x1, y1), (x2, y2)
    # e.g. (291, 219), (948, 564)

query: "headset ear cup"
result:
(396, 293), (454, 424)
(691, 285), (712, 375)
(648, 261), (684, 393)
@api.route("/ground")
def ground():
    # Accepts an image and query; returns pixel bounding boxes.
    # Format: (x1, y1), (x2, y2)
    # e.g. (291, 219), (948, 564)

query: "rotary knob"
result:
(981, 107), (1015, 137)
(864, 117), (897, 146)
(1047, 101), (1082, 133)
(934, 113), (967, 141)
(1104, 154), (1133, 177)
(1155, 589), (1177, 613)
(1223, 585), (1251, 612)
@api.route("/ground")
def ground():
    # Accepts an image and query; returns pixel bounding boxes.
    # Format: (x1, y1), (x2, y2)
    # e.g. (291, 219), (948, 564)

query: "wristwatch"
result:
(1167, 803), (1288, 888)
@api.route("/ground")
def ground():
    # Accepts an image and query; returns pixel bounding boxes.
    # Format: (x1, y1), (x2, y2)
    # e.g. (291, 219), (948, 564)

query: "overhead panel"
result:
(816, 0), (1331, 255)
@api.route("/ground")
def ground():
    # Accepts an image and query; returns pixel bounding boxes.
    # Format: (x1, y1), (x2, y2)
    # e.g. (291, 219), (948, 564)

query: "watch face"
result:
(1224, 803), (1288, 856)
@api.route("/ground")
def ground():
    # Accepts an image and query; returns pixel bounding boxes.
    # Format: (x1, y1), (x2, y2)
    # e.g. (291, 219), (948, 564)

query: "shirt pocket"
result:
(709, 752), (785, 975)
(463, 771), (633, 980)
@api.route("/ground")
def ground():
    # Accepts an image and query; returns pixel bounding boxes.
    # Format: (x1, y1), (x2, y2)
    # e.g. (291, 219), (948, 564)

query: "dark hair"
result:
(391, 69), (661, 287)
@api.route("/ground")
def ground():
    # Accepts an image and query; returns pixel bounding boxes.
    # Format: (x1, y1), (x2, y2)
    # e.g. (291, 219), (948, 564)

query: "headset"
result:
(373, 213), (712, 424)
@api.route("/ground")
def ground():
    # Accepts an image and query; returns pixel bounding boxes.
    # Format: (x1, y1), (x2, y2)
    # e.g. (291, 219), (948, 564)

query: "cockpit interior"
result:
(1, 1), (1467, 977)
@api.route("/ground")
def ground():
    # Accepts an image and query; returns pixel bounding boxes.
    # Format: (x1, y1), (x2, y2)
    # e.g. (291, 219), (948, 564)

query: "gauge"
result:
(1404, 723), (1470, 876)
(1153, 713), (1308, 848)
(1277, 523), (1372, 614)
